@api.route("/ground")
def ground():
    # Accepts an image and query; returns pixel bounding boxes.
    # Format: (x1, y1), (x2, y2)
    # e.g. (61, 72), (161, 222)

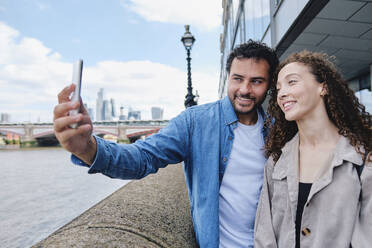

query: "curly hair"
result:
(226, 39), (279, 85)
(265, 50), (371, 163)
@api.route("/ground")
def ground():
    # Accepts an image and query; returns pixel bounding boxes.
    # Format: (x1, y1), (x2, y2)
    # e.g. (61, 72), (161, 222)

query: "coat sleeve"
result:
(351, 157), (372, 247)
(254, 157), (278, 248)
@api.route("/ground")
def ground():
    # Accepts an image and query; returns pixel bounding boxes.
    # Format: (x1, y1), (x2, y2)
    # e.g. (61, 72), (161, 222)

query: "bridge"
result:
(0, 120), (169, 145)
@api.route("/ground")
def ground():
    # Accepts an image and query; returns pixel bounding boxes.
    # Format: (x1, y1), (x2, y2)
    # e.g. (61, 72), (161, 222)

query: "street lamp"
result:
(181, 25), (197, 108)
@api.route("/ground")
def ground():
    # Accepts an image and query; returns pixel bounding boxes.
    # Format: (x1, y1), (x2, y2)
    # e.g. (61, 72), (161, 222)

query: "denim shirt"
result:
(72, 96), (268, 247)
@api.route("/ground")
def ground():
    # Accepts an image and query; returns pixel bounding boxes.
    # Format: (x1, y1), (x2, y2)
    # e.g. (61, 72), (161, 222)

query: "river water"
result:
(0, 147), (129, 248)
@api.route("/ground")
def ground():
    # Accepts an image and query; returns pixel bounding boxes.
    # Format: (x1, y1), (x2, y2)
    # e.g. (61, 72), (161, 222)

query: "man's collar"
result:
(221, 96), (238, 125)
(221, 96), (267, 126)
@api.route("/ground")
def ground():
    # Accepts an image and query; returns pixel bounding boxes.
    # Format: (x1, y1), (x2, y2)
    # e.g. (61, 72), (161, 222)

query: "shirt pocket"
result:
(271, 174), (288, 215)
(270, 174), (290, 238)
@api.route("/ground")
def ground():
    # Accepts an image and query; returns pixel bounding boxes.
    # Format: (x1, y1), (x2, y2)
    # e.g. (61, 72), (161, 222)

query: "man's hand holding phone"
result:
(69, 60), (83, 128)
(53, 60), (97, 165)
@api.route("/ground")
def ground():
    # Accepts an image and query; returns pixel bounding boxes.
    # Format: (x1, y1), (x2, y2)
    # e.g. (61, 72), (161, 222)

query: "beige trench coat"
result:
(254, 134), (372, 248)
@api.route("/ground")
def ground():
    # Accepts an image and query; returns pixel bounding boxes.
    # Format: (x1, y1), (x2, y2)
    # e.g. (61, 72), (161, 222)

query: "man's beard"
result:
(231, 93), (259, 115)
(233, 104), (257, 115)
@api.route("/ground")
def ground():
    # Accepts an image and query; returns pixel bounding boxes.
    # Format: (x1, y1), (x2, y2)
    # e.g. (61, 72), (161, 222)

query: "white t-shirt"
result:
(219, 112), (266, 247)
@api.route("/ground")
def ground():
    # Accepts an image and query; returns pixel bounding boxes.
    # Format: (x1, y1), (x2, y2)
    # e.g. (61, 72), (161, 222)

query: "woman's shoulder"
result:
(364, 151), (372, 169)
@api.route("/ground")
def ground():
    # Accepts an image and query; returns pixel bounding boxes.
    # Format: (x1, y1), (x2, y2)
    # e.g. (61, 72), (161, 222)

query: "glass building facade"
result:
(219, 0), (372, 112)
(220, 0), (271, 98)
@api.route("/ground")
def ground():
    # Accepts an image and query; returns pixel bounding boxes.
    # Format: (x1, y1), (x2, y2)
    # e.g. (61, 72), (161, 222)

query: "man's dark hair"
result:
(226, 39), (279, 84)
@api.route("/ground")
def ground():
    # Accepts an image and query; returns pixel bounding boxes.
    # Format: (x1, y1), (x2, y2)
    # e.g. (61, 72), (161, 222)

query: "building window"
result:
(244, 0), (270, 41)
(351, 73), (371, 113)
(359, 73), (371, 91)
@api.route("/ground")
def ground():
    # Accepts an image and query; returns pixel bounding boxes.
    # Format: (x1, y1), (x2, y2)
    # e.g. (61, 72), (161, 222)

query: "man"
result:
(53, 40), (279, 247)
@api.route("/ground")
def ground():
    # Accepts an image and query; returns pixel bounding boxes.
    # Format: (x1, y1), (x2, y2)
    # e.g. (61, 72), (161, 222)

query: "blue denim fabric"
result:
(72, 96), (267, 247)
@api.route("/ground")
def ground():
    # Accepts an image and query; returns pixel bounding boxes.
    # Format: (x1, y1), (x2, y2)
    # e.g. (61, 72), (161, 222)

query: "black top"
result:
(296, 182), (312, 248)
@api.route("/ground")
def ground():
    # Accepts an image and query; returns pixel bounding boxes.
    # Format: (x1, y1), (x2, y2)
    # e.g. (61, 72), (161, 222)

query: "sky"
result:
(0, 0), (223, 122)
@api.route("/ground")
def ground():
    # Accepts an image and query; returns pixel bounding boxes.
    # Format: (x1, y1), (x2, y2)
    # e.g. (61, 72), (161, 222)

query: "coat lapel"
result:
(307, 136), (363, 202)
(272, 134), (363, 221)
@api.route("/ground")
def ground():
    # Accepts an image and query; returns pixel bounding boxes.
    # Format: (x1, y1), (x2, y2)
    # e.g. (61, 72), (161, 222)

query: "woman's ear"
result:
(320, 83), (328, 96)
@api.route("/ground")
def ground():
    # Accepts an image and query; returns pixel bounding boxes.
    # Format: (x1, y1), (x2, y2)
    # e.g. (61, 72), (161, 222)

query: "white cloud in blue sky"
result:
(124, 0), (221, 31)
(0, 0), (222, 122)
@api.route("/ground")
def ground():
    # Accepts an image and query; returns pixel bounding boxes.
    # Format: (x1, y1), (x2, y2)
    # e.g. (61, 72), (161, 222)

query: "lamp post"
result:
(181, 25), (197, 108)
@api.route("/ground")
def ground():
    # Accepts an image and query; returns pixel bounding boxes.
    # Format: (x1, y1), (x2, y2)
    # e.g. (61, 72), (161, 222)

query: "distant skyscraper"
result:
(128, 109), (141, 120)
(0, 113), (10, 123)
(96, 88), (104, 121)
(103, 100), (112, 121)
(84, 103), (94, 121)
(119, 106), (127, 120)
(110, 98), (116, 118)
(88, 108), (94, 121)
(151, 107), (163, 120)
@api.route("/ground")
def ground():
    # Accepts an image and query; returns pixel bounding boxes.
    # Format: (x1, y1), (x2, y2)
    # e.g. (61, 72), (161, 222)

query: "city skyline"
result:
(94, 87), (157, 121)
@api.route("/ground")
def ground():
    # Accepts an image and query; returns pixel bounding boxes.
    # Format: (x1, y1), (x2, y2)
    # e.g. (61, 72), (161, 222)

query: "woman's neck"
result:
(297, 113), (340, 148)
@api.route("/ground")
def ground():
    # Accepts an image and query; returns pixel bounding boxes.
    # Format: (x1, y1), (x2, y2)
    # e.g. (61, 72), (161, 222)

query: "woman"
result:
(254, 51), (371, 248)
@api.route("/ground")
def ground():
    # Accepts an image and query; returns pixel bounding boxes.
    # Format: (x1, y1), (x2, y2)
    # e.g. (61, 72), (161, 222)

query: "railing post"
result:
(21, 124), (37, 146)
(118, 125), (129, 144)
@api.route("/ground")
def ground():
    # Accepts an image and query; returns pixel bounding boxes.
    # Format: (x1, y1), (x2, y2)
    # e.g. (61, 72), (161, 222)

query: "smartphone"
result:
(69, 59), (83, 128)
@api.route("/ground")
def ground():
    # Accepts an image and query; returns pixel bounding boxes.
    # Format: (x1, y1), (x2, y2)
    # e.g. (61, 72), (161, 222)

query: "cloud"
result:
(123, 0), (222, 31)
(0, 22), (218, 123)
(81, 60), (218, 120)
(0, 22), (61, 65)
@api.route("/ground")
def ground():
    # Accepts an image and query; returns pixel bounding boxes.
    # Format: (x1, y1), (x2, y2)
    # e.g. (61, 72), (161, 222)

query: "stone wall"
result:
(33, 164), (197, 247)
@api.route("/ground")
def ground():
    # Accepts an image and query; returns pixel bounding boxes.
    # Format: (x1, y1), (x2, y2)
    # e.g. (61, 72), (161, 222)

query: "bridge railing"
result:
(0, 120), (169, 127)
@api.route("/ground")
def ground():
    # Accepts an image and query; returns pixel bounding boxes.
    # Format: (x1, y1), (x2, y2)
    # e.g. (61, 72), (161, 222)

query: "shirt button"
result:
(228, 136), (233, 141)
(301, 228), (311, 236)
(223, 157), (227, 162)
